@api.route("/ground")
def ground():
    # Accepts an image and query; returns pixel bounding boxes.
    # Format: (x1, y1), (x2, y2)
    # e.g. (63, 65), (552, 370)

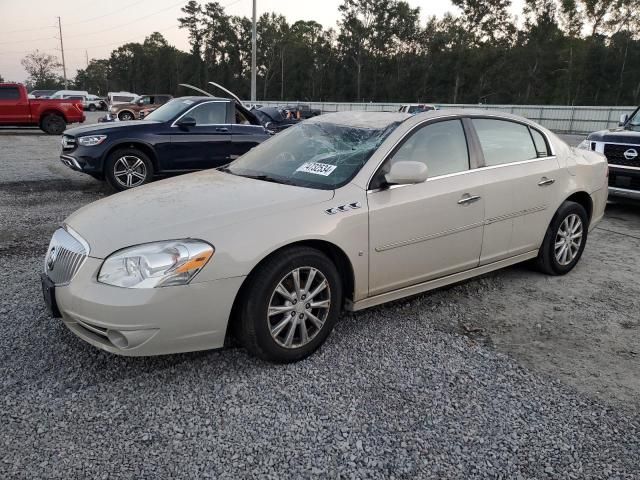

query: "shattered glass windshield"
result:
(225, 121), (400, 190)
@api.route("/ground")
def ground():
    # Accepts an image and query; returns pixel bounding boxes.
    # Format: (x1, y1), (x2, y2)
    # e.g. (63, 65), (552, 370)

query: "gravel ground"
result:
(1, 121), (639, 478)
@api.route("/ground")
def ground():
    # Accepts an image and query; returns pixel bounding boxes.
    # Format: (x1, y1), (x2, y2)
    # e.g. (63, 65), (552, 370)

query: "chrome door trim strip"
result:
(484, 204), (547, 225)
(375, 221), (484, 252)
(609, 164), (640, 171)
(375, 204), (547, 252)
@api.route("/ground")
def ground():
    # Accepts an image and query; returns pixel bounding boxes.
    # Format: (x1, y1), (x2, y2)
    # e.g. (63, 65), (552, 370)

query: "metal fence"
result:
(256, 101), (636, 134)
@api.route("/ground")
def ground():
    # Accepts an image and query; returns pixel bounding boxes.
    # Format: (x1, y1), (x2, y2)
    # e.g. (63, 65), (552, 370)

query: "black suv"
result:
(60, 97), (270, 191)
(583, 107), (640, 201)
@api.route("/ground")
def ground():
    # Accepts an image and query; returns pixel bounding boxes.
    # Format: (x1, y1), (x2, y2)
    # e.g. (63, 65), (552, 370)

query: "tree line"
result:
(12, 0), (640, 106)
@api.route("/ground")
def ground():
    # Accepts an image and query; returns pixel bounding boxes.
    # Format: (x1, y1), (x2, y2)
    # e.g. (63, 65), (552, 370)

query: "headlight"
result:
(576, 139), (591, 150)
(78, 135), (107, 146)
(98, 240), (214, 288)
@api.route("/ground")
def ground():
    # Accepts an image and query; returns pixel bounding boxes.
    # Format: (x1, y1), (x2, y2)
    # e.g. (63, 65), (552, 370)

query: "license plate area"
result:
(41, 273), (61, 318)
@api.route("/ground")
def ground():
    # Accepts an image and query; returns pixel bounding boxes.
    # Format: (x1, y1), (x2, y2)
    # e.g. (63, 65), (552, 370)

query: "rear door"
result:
(0, 86), (30, 124)
(470, 118), (561, 263)
(168, 100), (233, 170)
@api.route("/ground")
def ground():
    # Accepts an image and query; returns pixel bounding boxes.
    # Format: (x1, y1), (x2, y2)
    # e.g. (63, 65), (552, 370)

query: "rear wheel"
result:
(237, 247), (342, 363)
(88, 104), (97, 112)
(105, 148), (153, 191)
(536, 201), (589, 275)
(40, 114), (66, 135)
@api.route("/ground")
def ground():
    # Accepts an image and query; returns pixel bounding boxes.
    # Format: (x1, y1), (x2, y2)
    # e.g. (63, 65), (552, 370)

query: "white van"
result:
(50, 90), (89, 99)
(107, 91), (138, 105)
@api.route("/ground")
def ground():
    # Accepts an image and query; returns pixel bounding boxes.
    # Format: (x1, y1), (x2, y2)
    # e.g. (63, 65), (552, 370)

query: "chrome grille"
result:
(44, 228), (89, 285)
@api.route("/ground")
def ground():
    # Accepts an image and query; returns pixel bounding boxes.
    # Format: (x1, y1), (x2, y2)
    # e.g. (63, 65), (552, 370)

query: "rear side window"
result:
(189, 102), (227, 125)
(530, 128), (550, 157)
(0, 87), (20, 100)
(113, 95), (135, 103)
(472, 119), (537, 166)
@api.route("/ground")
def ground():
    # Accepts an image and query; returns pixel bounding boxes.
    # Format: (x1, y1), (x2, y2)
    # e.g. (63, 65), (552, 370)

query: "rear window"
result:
(0, 87), (20, 100)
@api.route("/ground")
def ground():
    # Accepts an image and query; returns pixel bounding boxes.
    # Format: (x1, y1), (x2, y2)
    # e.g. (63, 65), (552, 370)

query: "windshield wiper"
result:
(237, 173), (297, 186)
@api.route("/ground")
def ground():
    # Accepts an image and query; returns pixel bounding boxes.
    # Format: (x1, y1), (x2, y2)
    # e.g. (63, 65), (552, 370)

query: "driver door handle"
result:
(215, 127), (229, 132)
(538, 177), (555, 186)
(458, 194), (481, 205)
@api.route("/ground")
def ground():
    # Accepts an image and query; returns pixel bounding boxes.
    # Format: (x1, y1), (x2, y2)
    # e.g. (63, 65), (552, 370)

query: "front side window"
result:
(145, 99), (195, 123)
(473, 119), (537, 166)
(382, 119), (470, 181)
(0, 87), (20, 100)
(625, 108), (640, 131)
(227, 120), (400, 190)
(188, 102), (227, 125)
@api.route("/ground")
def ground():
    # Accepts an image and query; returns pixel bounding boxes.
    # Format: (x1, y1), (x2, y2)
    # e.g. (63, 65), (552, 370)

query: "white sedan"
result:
(41, 110), (608, 362)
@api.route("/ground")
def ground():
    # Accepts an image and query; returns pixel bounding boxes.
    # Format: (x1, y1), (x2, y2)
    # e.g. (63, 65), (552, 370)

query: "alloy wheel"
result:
(554, 213), (583, 266)
(267, 267), (331, 349)
(113, 155), (147, 188)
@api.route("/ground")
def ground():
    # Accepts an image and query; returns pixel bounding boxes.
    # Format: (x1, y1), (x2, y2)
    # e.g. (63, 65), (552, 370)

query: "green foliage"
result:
(20, 51), (64, 90)
(47, 0), (640, 105)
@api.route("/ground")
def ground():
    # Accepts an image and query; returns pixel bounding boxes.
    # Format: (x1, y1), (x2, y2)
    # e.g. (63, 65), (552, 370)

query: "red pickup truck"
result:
(0, 83), (85, 134)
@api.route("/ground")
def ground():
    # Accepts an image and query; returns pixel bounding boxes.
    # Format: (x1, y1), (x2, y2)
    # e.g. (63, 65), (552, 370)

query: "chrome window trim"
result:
(367, 155), (557, 194)
(366, 113), (556, 190)
(170, 100), (229, 128)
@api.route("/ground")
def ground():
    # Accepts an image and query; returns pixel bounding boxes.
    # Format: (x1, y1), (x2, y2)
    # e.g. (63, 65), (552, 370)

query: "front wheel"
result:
(118, 111), (134, 121)
(88, 104), (97, 112)
(105, 149), (153, 191)
(536, 201), (589, 275)
(40, 114), (66, 135)
(238, 247), (342, 363)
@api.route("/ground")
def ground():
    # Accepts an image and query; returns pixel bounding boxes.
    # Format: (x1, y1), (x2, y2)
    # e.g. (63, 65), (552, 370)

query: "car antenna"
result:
(208, 81), (244, 105)
(178, 83), (214, 97)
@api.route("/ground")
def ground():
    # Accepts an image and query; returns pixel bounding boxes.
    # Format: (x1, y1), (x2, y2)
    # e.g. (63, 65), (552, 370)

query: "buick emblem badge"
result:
(624, 148), (638, 160)
(47, 247), (57, 271)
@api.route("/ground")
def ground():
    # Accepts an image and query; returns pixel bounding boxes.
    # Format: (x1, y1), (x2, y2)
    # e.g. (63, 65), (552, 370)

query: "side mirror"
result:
(619, 114), (629, 126)
(385, 161), (428, 186)
(177, 116), (196, 128)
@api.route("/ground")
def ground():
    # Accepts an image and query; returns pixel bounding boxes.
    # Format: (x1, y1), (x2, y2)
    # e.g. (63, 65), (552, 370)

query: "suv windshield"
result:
(226, 120), (400, 190)
(145, 98), (193, 122)
(627, 109), (640, 131)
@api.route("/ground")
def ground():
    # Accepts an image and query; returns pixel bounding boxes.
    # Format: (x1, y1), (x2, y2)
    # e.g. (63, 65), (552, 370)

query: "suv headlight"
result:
(78, 135), (107, 146)
(98, 240), (214, 288)
(576, 139), (591, 150)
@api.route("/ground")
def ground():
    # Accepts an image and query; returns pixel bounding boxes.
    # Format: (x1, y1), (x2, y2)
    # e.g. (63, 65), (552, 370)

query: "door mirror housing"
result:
(176, 116), (196, 128)
(619, 114), (629, 126)
(385, 161), (428, 186)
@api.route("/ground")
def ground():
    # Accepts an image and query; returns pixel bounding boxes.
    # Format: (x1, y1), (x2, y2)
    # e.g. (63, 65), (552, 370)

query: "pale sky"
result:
(0, 0), (525, 83)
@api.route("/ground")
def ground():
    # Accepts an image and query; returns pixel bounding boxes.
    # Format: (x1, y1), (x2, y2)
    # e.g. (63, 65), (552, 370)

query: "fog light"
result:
(107, 330), (129, 349)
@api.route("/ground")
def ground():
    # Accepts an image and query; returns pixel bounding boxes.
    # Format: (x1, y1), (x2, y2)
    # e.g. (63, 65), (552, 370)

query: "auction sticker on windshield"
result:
(295, 162), (337, 176)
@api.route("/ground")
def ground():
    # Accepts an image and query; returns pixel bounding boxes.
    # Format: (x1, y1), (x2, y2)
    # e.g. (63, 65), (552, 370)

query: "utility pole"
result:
(251, 0), (257, 102)
(57, 17), (68, 88)
(85, 50), (89, 68)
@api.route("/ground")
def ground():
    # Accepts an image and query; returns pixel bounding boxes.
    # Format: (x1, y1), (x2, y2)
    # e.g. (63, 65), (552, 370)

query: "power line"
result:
(64, 0), (150, 26)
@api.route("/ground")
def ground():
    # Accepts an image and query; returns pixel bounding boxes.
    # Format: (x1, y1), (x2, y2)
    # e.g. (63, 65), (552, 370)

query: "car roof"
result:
(307, 111), (411, 129)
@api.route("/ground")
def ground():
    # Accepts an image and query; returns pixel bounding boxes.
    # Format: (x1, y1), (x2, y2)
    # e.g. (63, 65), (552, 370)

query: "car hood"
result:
(65, 170), (334, 259)
(64, 120), (161, 136)
(587, 128), (640, 144)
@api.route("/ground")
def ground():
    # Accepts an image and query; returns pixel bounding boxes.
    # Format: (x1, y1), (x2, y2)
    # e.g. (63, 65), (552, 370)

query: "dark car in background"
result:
(60, 96), (270, 191)
(282, 103), (321, 119)
(251, 106), (299, 133)
(580, 106), (640, 200)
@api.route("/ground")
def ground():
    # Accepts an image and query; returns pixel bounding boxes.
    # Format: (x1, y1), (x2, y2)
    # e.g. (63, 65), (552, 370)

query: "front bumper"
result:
(60, 144), (108, 174)
(54, 257), (245, 356)
(608, 166), (640, 200)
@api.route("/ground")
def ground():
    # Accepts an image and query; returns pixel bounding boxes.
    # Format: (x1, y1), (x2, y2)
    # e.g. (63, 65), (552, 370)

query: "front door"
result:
(168, 101), (232, 171)
(367, 119), (485, 296)
(0, 85), (29, 124)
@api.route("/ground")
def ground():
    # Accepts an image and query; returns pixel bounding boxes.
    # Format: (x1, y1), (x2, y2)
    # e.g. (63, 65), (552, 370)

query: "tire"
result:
(237, 247), (342, 363)
(40, 114), (66, 135)
(536, 201), (589, 275)
(105, 148), (153, 191)
(89, 104), (97, 112)
(118, 111), (134, 121)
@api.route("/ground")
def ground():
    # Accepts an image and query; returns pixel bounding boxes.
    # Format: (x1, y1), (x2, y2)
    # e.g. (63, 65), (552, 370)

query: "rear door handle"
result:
(215, 127), (229, 132)
(538, 177), (555, 186)
(458, 194), (481, 205)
